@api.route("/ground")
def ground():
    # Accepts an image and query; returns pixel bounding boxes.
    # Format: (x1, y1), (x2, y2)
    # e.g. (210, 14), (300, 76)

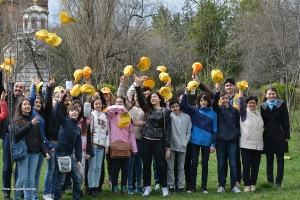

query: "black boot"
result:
(93, 187), (99, 197)
(88, 187), (94, 196)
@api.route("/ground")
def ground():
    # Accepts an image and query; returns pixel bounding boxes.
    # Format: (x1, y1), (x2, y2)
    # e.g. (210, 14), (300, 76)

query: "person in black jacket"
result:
(134, 75), (171, 197)
(12, 98), (50, 200)
(53, 92), (82, 200)
(212, 83), (241, 193)
(260, 86), (290, 188)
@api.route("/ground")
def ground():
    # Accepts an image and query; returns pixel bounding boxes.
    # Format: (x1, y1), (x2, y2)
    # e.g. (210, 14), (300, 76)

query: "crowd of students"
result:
(0, 69), (290, 200)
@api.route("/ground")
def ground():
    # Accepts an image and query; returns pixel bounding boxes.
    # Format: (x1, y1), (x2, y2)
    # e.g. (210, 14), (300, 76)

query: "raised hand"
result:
(0, 91), (7, 102)
(31, 116), (39, 125)
(48, 76), (56, 87)
(133, 74), (142, 87)
(31, 76), (41, 85)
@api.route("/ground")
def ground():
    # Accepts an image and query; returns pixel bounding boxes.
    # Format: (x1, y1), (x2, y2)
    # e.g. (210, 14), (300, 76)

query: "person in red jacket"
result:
(0, 91), (8, 121)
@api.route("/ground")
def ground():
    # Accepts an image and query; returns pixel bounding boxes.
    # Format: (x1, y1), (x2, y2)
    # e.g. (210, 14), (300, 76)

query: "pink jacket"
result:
(107, 105), (137, 153)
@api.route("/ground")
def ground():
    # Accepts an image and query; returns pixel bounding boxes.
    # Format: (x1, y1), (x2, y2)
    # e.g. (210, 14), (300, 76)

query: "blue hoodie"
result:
(180, 93), (217, 147)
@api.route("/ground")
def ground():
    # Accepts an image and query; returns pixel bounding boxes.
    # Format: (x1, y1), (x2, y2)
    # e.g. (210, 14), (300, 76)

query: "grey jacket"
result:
(170, 112), (192, 152)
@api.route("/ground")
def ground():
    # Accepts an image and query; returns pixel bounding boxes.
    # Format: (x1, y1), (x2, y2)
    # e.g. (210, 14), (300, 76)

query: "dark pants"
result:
(106, 148), (113, 181)
(241, 148), (262, 186)
(142, 137), (167, 187)
(184, 142), (192, 189)
(189, 143), (210, 189)
(217, 140), (237, 189)
(266, 153), (284, 184)
(2, 133), (17, 195)
(224, 138), (242, 184)
(111, 158), (129, 186)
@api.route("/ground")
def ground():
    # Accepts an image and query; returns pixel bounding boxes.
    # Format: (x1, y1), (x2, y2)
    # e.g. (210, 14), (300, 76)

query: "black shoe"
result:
(94, 187), (99, 197)
(276, 183), (281, 189)
(4, 194), (10, 200)
(169, 187), (176, 194)
(85, 187), (89, 195)
(88, 187), (94, 196)
(177, 188), (184, 193)
(97, 185), (103, 193)
(201, 187), (208, 194)
(80, 190), (84, 197)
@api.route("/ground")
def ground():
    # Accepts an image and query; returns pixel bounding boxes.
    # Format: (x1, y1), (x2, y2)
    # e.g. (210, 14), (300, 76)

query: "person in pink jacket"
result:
(0, 91), (8, 121)
(107, 96), (137, 195)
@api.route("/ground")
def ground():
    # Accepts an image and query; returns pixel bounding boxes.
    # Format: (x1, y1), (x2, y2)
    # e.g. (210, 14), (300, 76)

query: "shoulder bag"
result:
(110, 128), (131, 158)
(12, 133), (27, 162)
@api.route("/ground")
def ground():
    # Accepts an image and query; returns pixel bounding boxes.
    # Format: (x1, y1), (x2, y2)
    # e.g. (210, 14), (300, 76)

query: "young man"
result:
(212, 83), (241, 193)
(167, 99), (192, 194)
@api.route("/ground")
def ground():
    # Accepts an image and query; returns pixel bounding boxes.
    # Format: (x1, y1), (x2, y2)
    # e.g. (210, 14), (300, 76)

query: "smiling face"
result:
(224, 82), (235, 96)
(220, 93), (229, 107)
(266, 89), (277, 102)
(34, 98), (42, 111)
(93, 99), (102, 111)
(150, 93), (161, 106)
(247, 99), (257, 111)
(170, 102), (180, 115)
(14, 82), (25, 97)
(21, 100), (32, 115)
(200, 98), (208, 108)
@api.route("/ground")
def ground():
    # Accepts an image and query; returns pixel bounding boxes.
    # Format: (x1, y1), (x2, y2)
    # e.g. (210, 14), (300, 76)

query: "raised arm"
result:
(53, 93), (67, 126)
(0, 91), (8, 121)
(212, 83), (221, 112)
(106, 105), (125, 120)
(180, 88), (196, 117)
(238, 90), (247, 122)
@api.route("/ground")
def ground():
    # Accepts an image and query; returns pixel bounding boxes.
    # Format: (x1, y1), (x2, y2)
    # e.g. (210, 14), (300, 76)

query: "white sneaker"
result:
(142, 186), (152, 196)
(155, 183), (161, 190)
(43, 194), (53, 200)
(217, 186), (225, 193)
(162, 187), (169, 197)
(250, 185), (256, 192)
(244, 186), (250, 192)
(232, 186), (241, 193)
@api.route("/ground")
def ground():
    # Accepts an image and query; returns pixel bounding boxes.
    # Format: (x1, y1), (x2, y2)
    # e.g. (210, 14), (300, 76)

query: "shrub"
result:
(96, 83), (117, 94)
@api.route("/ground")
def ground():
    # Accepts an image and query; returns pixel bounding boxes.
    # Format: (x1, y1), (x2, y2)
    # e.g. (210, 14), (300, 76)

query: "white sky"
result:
(48, 0), (185, 26)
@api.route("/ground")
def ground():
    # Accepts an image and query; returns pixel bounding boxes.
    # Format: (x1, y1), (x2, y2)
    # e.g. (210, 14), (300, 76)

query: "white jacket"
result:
(240, 109), (264, 150)
(91, 110), (110, 148)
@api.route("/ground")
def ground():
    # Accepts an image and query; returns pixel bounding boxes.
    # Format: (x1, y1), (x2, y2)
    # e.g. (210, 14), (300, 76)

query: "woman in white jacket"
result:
(86, 96), (110, 196)
(238, 89), (264, 192)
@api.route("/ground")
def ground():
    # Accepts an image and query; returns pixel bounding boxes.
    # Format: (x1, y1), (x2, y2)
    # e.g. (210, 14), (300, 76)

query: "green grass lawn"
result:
(1, 131), (300, 199)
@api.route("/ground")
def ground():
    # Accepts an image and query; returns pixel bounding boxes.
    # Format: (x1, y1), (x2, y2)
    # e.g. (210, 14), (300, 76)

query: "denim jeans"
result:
(142, 137), (167, 187)
(167, 151), (186, 189)
(31, 153), (44, 200)
(44, 143), (58, 195)
(189, 143), (210, 189)
(216, 140), (237, 189)
(15, 153), (39, 200)
(88, 147), (104, 188)
(2, 133), (17, 195)
(266, 153), (284, 184)
(112, 158), (129, 186)
(241, 148), (262, 186)
(128, 139), (142, 188)
(54, 157), (81, 200)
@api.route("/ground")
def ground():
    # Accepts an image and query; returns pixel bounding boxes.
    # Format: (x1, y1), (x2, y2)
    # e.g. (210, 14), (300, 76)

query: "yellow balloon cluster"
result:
(70, 83), (95, 97)
(35, 30), (62, 47)
(1, 58), (15, 75)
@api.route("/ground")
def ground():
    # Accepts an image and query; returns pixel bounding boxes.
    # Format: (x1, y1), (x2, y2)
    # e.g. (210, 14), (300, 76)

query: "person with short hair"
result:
(213, 83), (241, 193)
(167, 99), (192, 194)
(53, 92), (82, 200)
(238, 89), (264, 192)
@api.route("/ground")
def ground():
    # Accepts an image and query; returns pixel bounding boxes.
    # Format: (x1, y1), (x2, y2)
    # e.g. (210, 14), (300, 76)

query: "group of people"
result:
(0, 68), (290, 200)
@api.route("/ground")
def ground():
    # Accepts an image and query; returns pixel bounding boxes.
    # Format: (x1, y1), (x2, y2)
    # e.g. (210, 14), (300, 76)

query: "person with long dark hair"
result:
(260, 86), (290, 188)
(12, 98), (50, 200)
(134, 75), (171, 197)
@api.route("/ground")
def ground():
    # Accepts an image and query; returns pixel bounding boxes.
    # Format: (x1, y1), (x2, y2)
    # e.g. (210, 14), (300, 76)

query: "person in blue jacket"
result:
(53, 92), (82, 200)
(180, 87), (217, 194)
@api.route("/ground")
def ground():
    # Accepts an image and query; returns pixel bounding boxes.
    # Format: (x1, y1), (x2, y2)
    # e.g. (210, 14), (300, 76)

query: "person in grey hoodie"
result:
(167, 99), (192, 194)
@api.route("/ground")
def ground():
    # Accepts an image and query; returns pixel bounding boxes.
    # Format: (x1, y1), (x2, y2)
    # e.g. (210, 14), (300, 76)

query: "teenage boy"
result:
(167, 99), (192, 194)
(212, 83), (241, 193)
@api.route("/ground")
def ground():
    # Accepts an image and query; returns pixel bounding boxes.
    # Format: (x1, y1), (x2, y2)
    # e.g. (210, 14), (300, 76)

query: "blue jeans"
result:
(217, 140), (237, 189)
(189, 143), (210, 190)
(128, 139), (142, 188)
(2, 133), (15, 195)
(88, 147), (104, 188)
(54, 157), (81, 200)
(15, 153), (39, 200)
(30, 153), (44, 200)
(44, 143), (57, 195)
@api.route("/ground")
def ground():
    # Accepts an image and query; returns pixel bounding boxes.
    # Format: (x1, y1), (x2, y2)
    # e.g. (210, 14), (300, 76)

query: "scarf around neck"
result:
(267, 99), (278, 110)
